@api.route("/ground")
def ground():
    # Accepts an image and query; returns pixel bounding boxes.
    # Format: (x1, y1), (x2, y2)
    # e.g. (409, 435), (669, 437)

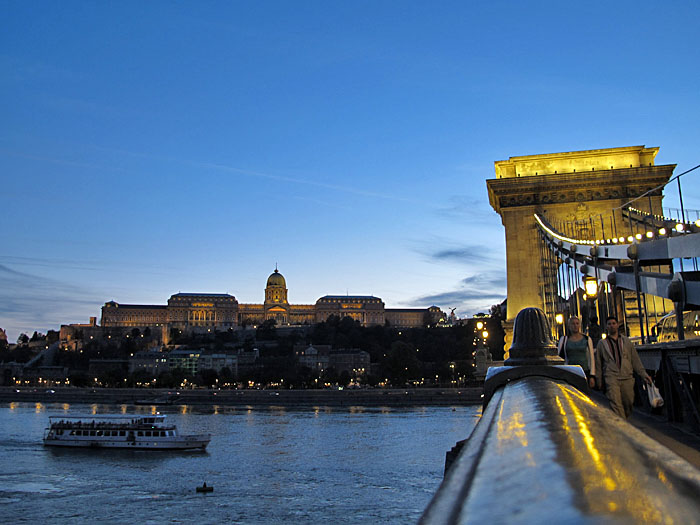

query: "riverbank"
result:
(0, 386), (483, 406)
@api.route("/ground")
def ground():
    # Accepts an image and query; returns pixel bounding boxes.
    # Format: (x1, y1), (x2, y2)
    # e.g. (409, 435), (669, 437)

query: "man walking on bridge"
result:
(595, 316), (652, 419)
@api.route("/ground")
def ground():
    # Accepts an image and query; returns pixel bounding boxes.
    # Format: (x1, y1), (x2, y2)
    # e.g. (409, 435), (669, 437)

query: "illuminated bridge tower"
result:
(486, 146), (674, 348)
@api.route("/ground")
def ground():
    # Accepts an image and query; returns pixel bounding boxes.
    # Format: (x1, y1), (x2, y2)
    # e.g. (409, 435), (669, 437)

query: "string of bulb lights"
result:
(534, 162), (700, 247)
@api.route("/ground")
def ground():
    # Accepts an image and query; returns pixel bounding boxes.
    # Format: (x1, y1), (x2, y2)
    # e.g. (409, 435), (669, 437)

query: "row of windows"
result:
(65, 429), (173, 437)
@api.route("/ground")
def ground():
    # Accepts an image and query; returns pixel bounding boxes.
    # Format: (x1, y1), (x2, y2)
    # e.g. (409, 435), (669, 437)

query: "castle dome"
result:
(266, 269), (286, 288)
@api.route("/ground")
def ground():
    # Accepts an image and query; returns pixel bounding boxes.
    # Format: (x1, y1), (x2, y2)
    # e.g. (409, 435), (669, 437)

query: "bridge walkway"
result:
(590, 389), (700, 468)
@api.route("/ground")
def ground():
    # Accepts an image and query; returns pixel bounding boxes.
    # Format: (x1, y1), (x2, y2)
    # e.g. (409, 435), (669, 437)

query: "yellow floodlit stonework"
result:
(494, 146), (659, 179)
(486, 145), (675, 345)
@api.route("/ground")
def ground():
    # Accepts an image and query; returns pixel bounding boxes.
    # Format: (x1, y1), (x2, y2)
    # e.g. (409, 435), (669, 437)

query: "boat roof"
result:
(48, 414), (166, 421)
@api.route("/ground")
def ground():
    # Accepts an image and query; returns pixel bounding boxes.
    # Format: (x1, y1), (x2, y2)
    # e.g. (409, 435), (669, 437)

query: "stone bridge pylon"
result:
(486, 146), (675, 350)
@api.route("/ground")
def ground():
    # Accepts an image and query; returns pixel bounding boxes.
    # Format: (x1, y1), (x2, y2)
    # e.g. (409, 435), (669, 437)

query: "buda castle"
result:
(101, 269), (445, 337)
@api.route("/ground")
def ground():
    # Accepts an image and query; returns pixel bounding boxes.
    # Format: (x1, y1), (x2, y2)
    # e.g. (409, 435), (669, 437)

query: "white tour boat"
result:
(43, 414), (210, 450)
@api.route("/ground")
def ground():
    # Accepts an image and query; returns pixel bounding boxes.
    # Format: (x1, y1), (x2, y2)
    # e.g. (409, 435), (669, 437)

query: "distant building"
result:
(198, 353), (238, 376)
(295, 344), (332, 372)
(100, 269), (445, 340)
(129, 350), (169, 376)
(329, 349), (371, 378)
(60, 317), (103, 349)
(294, 344), (370, 378)
(167, 349), (202, 375)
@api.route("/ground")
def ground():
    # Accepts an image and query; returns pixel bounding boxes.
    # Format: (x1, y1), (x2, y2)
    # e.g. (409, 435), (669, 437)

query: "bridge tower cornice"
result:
(487, 164), (675, 215)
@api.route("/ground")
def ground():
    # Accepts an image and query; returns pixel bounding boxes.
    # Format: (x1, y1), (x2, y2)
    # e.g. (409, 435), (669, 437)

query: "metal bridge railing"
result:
(421, 308), (700, 524)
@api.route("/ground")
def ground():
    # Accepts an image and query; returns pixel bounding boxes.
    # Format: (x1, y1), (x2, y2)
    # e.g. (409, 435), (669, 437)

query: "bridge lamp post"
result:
(555, 313), (564, 338)
(583, 277), (599, 330)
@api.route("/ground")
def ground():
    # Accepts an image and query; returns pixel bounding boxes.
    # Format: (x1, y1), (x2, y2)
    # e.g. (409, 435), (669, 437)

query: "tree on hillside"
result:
(382, 340), (422, 385)
(256, 319), (277, 341)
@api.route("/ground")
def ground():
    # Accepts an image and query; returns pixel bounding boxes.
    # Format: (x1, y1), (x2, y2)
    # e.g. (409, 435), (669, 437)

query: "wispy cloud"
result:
(461, 273), (506, 288)
(415, 239), (498, 266)
(198, 161), (419, 204)
(0, 142), (424, 205)
(431, 247), (490, 263)
(0, 264), (103, 341)
(435, 195), (496, 223)
(407, 271), (506, 316)
(0, 255), (179, 278)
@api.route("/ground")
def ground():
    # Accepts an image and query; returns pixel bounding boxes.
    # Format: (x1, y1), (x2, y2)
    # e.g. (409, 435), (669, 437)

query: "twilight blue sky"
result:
(2, 1), (700, 341)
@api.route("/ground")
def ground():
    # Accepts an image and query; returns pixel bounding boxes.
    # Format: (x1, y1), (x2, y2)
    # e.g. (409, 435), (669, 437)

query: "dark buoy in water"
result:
(196, 482), (213, 493)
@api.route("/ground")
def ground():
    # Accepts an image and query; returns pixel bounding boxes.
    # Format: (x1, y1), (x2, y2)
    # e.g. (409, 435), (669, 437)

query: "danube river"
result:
(1, 402), (480, 524)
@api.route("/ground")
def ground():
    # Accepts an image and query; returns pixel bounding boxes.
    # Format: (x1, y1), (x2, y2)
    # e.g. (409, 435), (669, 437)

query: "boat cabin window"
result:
(119, 431), (125, 436)
(137, 431), (143, 436)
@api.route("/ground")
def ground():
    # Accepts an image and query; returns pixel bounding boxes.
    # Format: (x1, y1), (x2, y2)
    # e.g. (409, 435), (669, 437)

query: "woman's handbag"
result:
(646, 382), (664, 408)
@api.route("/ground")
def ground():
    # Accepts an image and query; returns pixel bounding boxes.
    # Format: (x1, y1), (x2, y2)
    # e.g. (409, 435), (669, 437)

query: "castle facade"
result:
(101, 269), (445, 336)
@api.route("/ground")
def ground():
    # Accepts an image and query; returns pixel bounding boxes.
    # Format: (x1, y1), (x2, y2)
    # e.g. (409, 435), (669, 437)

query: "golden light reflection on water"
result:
(91, 404), (98, 415)
(62, 403), (70, 411)
(35, 403), (43, 413)
(9, 402), (17, 411)
(180, 405), (190, 415)
(120, 405), (128, 414)
(213, 405), (219, 415)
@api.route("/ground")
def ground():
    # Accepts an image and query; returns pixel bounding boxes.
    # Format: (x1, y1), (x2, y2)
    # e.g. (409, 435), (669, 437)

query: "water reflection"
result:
(2, 402), (478, 523)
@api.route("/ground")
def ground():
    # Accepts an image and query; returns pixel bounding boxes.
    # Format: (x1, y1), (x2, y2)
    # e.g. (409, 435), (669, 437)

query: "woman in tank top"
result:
(557, 316), (596, 388)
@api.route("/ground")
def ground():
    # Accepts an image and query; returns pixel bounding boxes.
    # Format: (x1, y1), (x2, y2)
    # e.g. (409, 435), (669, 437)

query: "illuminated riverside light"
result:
(612, 238), (618, 244)
(627, 236), (634, 242)
(695, 219), (700, 227)
(635, 233), (642, 240)
(675, 223), (685, 232)
(659, 228), (667, 235)
(619, 237), (626, 243)
(646, 231), (654, 238)
(555, 313), (564, 325)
